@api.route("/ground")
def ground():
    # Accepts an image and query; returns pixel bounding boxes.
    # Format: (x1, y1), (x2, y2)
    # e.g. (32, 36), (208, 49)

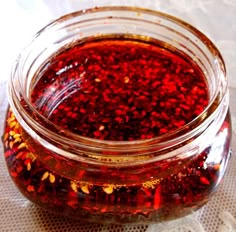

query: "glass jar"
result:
(3, 7), (231, 224)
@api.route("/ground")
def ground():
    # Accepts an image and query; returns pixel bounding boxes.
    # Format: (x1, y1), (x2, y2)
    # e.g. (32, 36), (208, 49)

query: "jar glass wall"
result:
(3, 7), (231, 224)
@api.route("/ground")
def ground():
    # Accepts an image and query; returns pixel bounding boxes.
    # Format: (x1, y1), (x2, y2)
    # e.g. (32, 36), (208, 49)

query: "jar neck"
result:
(8, 6), (228, 166)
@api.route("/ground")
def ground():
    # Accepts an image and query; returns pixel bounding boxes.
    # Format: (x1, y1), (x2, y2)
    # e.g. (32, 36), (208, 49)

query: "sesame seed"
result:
(27, 163), (31, 171)
(124, 76), (130, 83)
(9, 141), (14, 149)
(71, 181), (78, 192)
(49, 173), (56, 183)
(18, 142), (28, 149)
(81, 183), (90, 194)
(95, 78), (101, 82)
(9, 130), (16, 136)
(102, 185), (114, 194)
(99, 125), (105, 131)
(13, 133), (21, 139)
(10, 121), (17, 128)
(13, 138), (22, 144)
(41, 172), (49, 181)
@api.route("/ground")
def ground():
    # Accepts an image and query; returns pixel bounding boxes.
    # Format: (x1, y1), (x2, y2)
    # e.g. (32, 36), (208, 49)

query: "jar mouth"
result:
(9, 6), (228, 157)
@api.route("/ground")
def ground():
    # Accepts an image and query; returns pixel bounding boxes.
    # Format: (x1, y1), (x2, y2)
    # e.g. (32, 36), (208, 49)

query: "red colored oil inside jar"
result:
(31, 38), (209, 140)
(3, 36), (231, 223)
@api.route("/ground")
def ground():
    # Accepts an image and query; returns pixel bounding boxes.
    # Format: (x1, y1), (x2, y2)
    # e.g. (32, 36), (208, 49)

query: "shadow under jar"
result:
(3, 7), (231, 224)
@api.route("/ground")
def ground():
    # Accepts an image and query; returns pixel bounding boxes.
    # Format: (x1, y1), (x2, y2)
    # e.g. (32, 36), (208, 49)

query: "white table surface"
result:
(0, 1), (236, 231)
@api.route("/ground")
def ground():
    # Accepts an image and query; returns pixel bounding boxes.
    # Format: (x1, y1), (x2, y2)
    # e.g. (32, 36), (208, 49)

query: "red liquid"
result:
(31, 38), (208, 140)
(3, 37), (231, 223)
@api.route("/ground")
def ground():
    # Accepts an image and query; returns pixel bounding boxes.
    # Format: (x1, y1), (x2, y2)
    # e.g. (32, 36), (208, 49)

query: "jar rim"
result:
(9, 6), (228, 160)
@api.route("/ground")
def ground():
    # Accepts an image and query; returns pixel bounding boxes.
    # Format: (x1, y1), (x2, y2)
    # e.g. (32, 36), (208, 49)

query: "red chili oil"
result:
(31, 38), (209, 140)
(3, 37), (231, 222)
